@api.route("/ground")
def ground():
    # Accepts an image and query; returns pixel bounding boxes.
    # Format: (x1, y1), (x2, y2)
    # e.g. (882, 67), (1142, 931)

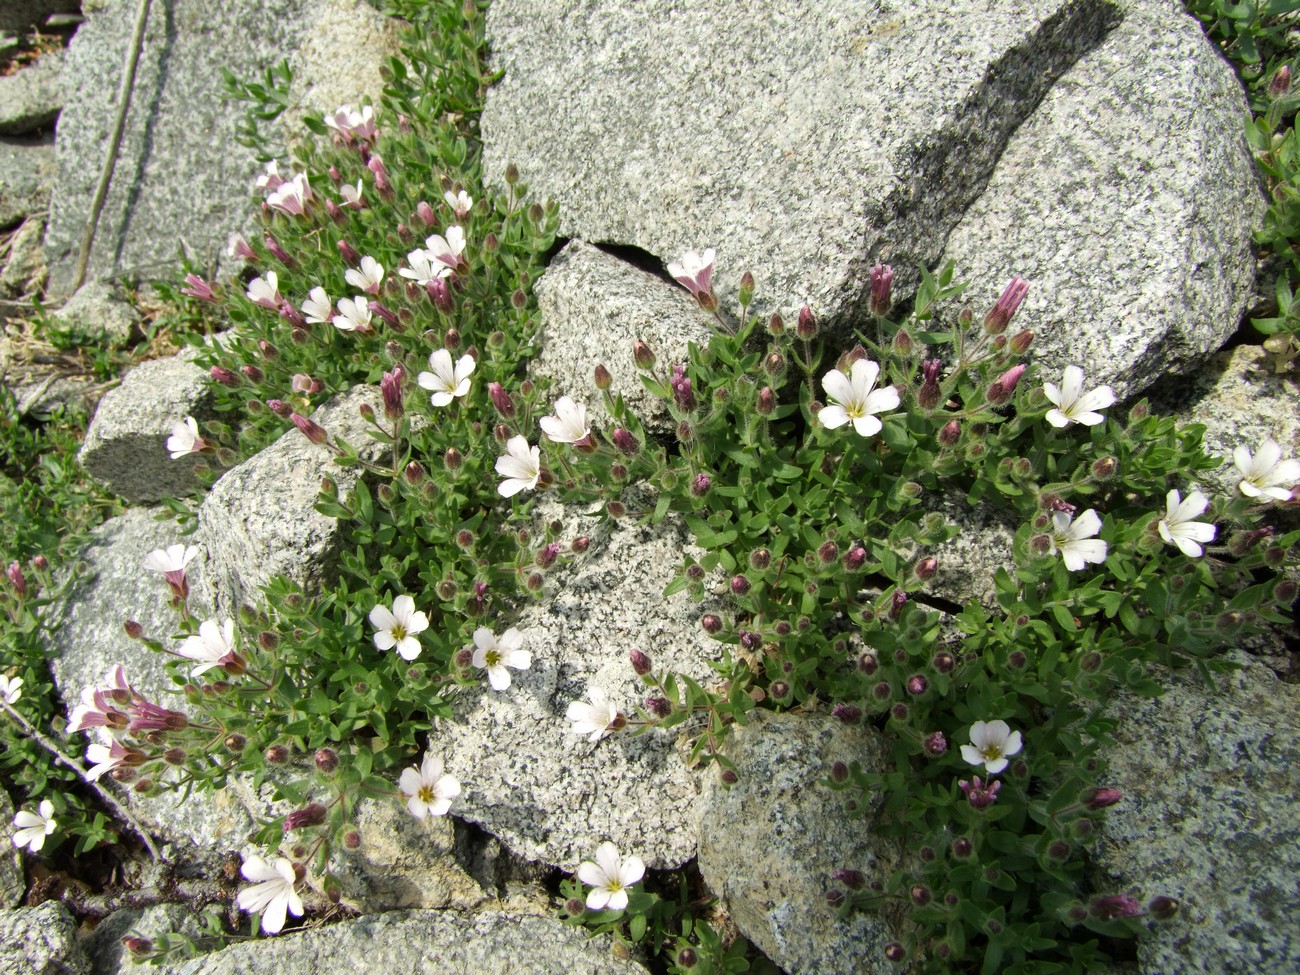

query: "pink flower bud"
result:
(923, 731), (947, 756)
(7, 561), (27, 596)
(263, 234), (295, 267)
(380, 367), (405, 420)
(1270, 64), (1291, 98)
(290, 413), (328, 445)
(337, 239), (361, 265)
(1084, 787), (1124, 810)
(265, 399), (292, 417)
(416, 200), (436, 226)
(629, 649), (653, 676)
(180, 274), (218, 302)
(210, 366), (240, 387)
(869, 262), (893, 315)
(633, 338), (656, 370)
(1090, 894), (1143, 921)
(488, 382), (515, 419)
(240, 364), (264, 382)
(612, 428), (638, 455)
(796, 304), (818, 340)
(984, 276), (1029, 335)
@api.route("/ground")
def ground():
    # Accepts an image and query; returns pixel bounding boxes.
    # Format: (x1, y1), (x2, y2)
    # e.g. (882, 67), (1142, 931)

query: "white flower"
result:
(12, 799), (56, 853)
(667, 248), (716, 298)
(1043, 366), (1115, 428)
(424, 226), (466, 271)
(470, 627), (531, 690)
(496, 436), (541, 498)
(1234, 439), (1300, 501)
(0, 674), (23, 704)
(246, 271), (280, 309)
(178, 619), (238, 677)
(236, 856), (304, 935)
(1047, 508), (1107, 571)
(344, 255), (384, 293)
(166, 416), (205, 459)
(267, 173), (311, 216)
(960, 720), (1023, 775)
(85, 728), (131, 782)
(301, 286), (333, 325)
(324, 104), (376, 142)
(339, 179), (365, 208)
(142, 544), (198, 578)
(577, 842), (645, 911)
(1157, 490), (1216, 558)
(397, 248), (452, 287)
(818, 359), (900, 438)
(566, 689), (622, 742)
(369, 595), (429, 661)
(332, 295), (373, 332)
(417, 350), (475, 406)
(398, 753), (461, 819)
(443, 189), (472, 218)
(254, 160), (283, 192)
(540, 396), (591, 444)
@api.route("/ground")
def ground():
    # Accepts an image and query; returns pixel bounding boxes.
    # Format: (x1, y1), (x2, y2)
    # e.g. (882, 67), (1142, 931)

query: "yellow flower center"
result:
(392, 624), (407, 641)
(485, 649), (502, 667)
(417, 785), (435, 803)
(980, 744), (1003, 761)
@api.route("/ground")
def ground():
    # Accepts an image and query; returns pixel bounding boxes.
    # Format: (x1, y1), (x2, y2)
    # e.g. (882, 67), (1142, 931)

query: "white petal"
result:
(818, 405), (849, 430)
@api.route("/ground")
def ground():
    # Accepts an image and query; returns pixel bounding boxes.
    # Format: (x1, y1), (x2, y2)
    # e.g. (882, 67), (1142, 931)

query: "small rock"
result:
(0, 48), (65, 136)
(52, 281), (139, 348)
(0, 2), (79, 34)
(0, 134), (55, 227)
(0, 216), (48, 296)
(78, 353), (214, 502)
(0, 900), (90, 975)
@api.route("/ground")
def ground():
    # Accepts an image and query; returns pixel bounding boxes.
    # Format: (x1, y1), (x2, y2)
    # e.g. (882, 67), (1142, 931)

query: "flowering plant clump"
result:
(1, 2), (1297, 972)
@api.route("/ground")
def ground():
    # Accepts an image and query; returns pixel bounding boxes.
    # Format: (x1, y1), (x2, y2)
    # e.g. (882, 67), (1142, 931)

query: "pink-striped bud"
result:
(290, 413), (328, 445)
(984, 276), (1029, 335)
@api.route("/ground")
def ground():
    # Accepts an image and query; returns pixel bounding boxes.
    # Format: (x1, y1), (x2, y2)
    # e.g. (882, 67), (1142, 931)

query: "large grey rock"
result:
(1151, 343), (1300, 502)
(82, 904), (199, 975)
(0, 49), (64, 136)
(1094, 653), (1300, 975)
(0, 2), (79, 33)
(0, 791), (23, 908)
(531, 241), (712, 430)
(0, 134), (54, 226)
(0, 900), (89, 975)
(152, 910), (650, 975)
(697, 711), (900, 975)
(79, 354), (213, 502)
(942, 0), (1263, 399)
(483, 0), (1120, 324)
(44, 506), (260, 857)
(44, 0), (399, 295)
(197, 385), (384, 615)
(440, 503), (727, 871)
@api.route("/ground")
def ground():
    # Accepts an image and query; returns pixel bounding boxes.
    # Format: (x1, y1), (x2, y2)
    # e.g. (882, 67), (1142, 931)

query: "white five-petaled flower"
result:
(12, 799), (56, 853)
(444, 189), (473, 219)
(0, 674), (23, 704)
(177, 618), (238, 677)
(1047, 508), (1107, 571)
(566, 689), (622, 742)
(332, 295), (373, 332)
(398, 752), (461, 819)
(166, 416), (205, 459)
(344, 255), (385, 294)
(469, 627), (531, 691)
(540, 396), (591, 444)
(496, 436), (541, 498)
(267, 173), (312, 216)
(301, 286), (333, 325)
(255, 160), (283, 193)
(324, 103), (377, 142)
(423, 226), (467, 271)
(818, 359), (901, 438)
(397, 248), (452, 287)
(1043, 366), (1115, 428)
(85, 728), (132, 782)
(142, 544), (198, 582)
(960, 720), (1023, 775)
(1157, 489), (1216, 558)
(417, 350), (475, 406)
(577, 842), (645, 911)
(1234, 439), (1300, 501)
(236, 856), (304, 935)
(246, 271), (281, 309)
(667, 248), (716, 299)
(369, 595), (429, 661)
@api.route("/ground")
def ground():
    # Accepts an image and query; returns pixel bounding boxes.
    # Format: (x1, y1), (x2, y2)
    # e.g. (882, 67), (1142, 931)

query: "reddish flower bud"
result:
(1009, 329), (1034, 354)
(1270, 64), (1291, 98)
(315, 748), (339, 774)
(1148, 895), (1179, 920)
(488, 382), (515, 419)
(796, 304), (818, 340)
(265, 745), (290, 764)
(6, 561), (26, 596)
(290, 413), (328, 445)
(284, 803), (327, 830)
(701, 613), (723, 634)
(632, 338), (656, 370)
(757, 386), (776, 415)
(832, 703), (862, 724)
(210, 365), (240, 387)
(1090, 894), (1143, 921)
(629, 649), (653, 676)
(380, 367), (405, 420)
(870, 262), (893, 316)
(923, 731), (947, 756)
(1084, 787), (1123, 810)
(691, 474), (712, 497)
(593, 363), (613, 390)
(337, 239), (361, 265)
(730, 574), (751, 596)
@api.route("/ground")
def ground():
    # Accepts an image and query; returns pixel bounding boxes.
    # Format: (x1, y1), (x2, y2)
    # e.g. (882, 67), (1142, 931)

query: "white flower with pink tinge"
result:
(540, 397), (591, 444)
(577, 841), (645, 910)
(667, 249), (715, 300)
(344, 255), (384, 294)
(166, 416), (206, 459)
(495, 436), (541, 498)
(566, 689), (623, 742)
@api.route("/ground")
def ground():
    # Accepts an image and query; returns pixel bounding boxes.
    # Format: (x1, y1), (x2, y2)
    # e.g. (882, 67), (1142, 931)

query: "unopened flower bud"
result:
(677, 948), (698, 968)
(869, 262), (893, 316)
(1148, 895), (1179, 920)
(938, 419), (961, 446)
(265, 745), (289, 764)
(337, 239), (361, 265)
(210, 365), (240, 387)
(832, 703), (862, 724)
(122, 936), (153, 955)
(769, 680), (791, 702)
(884, 943), (906, 963)
(592, 363), (613, 390)
(1090, 456), (1117, 481)
(818, 540), (839, 564)
(767, 312), (784, 336)
(756, 386), (776, 415)
(691, 473), (711, 497)
(1270, 64), (1292, 98)
(892, 328), (914, 356)
(629, 649), (652, 676)
(607, 501), (626, 518)
(240, 364), (264, 383)
(923, 731), (948, 756)
(285, 803), (327, 830)
(796, 305), (818, 340)
(730, 574), (751, 596)
(1083, 786), (1123, 810)
(906, 674), (927, 695)
(290, 413), (328, 445)
(225, 733), (246, 752)
(872, 680), (892, 701)
(1008, 650), (1027, 670)
(984, 276), (1029, 334)
(914, 556), (938, 581)
(315, 748), (340, 774)
(701, 614), (723, 634)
